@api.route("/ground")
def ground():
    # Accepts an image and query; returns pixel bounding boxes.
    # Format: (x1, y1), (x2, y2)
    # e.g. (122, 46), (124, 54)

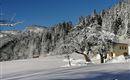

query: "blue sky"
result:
(0, 0), (119, 31)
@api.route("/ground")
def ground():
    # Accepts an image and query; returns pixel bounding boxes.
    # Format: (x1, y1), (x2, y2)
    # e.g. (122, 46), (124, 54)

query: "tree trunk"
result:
(75, 50), (91, 62)
(82, 54), (91, 62)
(67, 54), (71, 66)
(100, 54), (104, 63)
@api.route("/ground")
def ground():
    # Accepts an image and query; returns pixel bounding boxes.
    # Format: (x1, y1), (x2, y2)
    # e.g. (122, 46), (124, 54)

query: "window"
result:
(119, 46), (122, 50)
(125, 47), (127, 50)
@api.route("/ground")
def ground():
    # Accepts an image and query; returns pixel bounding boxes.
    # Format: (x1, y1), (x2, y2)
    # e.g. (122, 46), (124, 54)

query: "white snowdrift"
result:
(61, 53), (93, 67)
(62, 54), (130, 67)
(107, 55), (128, 63)
(61, 58), (91, 67)
(91, 54), (101, 64)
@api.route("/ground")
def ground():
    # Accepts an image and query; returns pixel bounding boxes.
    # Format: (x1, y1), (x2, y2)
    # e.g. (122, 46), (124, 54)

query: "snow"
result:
(91, 54), (101, 64)
(0, 33), (7, 38)
(1, 59), (130, 80)
(0, 55), (130, 80)
(108, 55), (125, 63)
(26, 27), (45, 33)
(1, 31), (18, 35)
(108, 55), (130, 63)
(0, 31), (19, 38)
(62, 58), (89, 67)
(61, 53), (93, 67)
(62, 54), (130, 67)
(0, 34), (4, 38)
(0, 55), (67, 75)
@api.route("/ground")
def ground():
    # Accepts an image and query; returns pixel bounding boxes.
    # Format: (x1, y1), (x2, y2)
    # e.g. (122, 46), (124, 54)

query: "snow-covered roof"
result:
(113, 39), (130, 45)
(113, 42), (128, 45)
(119, 39), (130, 45)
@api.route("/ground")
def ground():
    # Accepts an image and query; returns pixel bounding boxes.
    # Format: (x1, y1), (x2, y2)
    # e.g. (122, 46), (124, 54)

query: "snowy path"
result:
(1, 58), (130, 80)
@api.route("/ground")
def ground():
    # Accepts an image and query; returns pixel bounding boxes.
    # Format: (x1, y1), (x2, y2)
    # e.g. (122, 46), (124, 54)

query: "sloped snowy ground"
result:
(0, 55), (130, 80)
(0, 55), (68, 75)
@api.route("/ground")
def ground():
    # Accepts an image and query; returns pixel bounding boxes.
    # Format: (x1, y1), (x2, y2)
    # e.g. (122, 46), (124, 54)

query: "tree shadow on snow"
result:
(50, 70), (130, 80)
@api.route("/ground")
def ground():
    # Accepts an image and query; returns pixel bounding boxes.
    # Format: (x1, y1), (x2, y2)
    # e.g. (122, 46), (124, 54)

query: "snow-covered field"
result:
(0, 55), (68, 75)
(0, 55), (130, 80)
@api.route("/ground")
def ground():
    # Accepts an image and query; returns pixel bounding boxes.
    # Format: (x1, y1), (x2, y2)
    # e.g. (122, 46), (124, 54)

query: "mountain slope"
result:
(0, 1), (130, 61)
